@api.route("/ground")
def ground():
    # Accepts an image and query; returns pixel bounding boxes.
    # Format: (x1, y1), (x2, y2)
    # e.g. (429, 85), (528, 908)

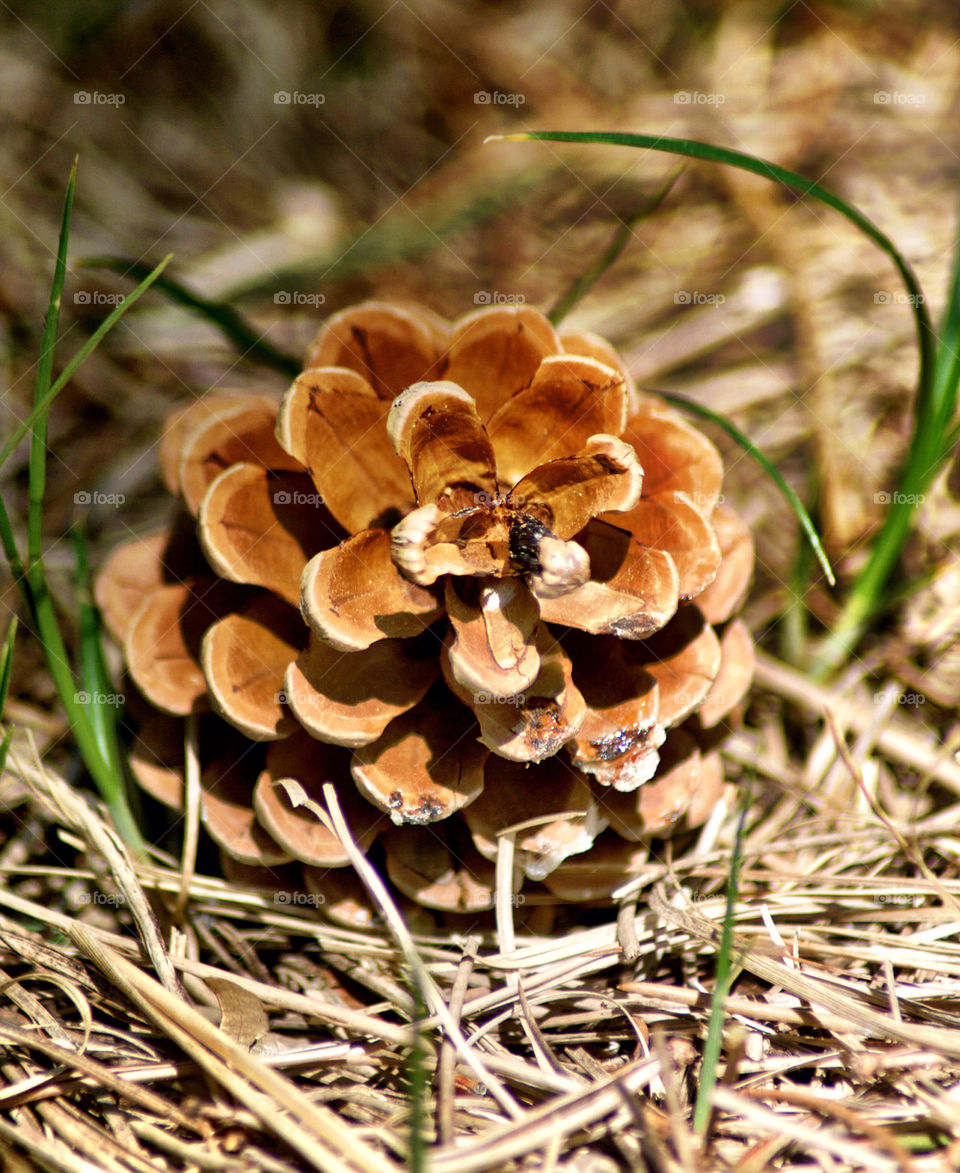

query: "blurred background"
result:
(3, 0), (960, 718)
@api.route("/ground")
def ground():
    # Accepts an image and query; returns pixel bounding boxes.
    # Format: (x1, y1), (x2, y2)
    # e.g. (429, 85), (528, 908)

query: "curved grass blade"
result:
(928, 188), (960, 460)
(489, 130), (960, 675)
(488, 130), (934, 393)
(656, 390), (835, 586)
(811, 185), (960, 676)
(81, 257), (301, 379)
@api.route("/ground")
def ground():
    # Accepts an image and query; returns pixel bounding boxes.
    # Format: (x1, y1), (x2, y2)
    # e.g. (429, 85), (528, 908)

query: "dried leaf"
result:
(205, 976), (269, 1050)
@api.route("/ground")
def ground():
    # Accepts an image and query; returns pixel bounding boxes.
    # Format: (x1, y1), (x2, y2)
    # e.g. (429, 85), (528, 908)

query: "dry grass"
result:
(5, 680), (960, 1171)
(4, 1), (960, 1169)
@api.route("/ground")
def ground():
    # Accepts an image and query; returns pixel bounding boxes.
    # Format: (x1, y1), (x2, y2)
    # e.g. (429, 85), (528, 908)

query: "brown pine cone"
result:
(96, 302), (754, 921)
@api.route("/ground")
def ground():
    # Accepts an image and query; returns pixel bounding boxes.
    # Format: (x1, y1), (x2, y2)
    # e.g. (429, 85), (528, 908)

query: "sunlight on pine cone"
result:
(96, 302), (755, 924)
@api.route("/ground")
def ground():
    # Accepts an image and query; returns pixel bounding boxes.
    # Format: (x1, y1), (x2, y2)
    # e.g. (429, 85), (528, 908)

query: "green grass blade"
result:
(0, 169), (154, 855)
(0, 497), (28, 608)
(82, 257), (301, 379)
(28, 160), (77, 567)
(781, 485), (816, 667)
(17, 165), (92, 799)
(811, 186), (960, 676)
(548, 168), (682, 326)
(488, 130), (934, 394)
(0, 254), (171, 478)
(693, 785), (749, 1136)
(491, 130), (960, 674)
(0, 727), (13, 778)
(72, 528), (142, 847)
(657, 390), (835, 586)
(0, 497), (71, 768)
(23, 558), (87, 745)
(18, 517), (146, 855)
(0, 615), (18, 716)
(928, 188), (960, 456)
(0, 614), (18, 783)
(72, 527), (125, 781)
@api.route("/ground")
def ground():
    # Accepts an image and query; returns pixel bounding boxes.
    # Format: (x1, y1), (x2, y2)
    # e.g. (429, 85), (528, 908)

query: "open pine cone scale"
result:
(96, 302), (754, 921)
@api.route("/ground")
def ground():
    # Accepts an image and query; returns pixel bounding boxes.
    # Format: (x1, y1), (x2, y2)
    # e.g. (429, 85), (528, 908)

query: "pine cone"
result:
(96, 303), (754, 920)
